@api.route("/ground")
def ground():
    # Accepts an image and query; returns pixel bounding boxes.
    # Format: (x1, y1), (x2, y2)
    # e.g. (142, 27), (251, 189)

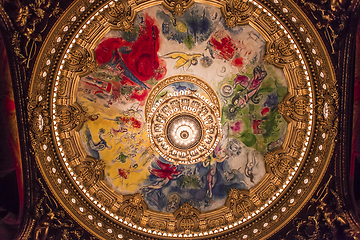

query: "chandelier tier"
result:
(167, 114), (202, 149)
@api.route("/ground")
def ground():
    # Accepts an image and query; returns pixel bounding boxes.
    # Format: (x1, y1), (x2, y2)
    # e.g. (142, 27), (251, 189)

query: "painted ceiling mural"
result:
(76, 3), (288, 213)
(28, 0), (339, 238)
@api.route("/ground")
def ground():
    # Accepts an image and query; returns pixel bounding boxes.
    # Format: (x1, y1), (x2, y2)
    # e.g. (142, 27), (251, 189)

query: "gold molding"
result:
(27, 0), (338, 239)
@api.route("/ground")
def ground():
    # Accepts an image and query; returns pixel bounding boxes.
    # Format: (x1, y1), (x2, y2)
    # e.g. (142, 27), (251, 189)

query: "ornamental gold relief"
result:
(74, 156), (106, 187)
(145, 75), (223, 165)
(57, 103), (87, 132)
(103, 1), (135, 30)
(65, 44), (98, 73)
(162, 0), (195, 15)
(28, 0), (338, 239)
(221, 0), (257, 28)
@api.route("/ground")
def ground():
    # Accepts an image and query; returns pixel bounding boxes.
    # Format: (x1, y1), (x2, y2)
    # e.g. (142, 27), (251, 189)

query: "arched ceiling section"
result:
(27, 0), (338, 239)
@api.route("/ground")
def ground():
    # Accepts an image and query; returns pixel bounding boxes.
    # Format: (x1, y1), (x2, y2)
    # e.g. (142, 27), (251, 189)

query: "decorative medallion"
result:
(146, 75), (222, 164)
(28, 0), (338, 239)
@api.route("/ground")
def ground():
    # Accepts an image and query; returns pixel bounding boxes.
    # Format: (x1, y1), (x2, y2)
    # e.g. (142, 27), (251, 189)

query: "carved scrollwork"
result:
(150, 220), (167, 230)
(208, 217), (226, 228)
(118, 193), (147, 223)
(57, 76), (69, 97)
(56, 103), (86, 132)
(102, 1), (134, 31)
(32, 178), (92, 240)
(29, 100), (51, 151)
(94, 189), (116, 208)
(278, 94), (310, 122)
(258, 13), (279, 33)
(292, 129), (307, 150)
(298, 0), (360, 54)
(264, 151), (278, 168)
(11, 31), (25, 63)
(79, 15), (105, 42)
(61, 138), (78, 158)
(315, 86), (338, 138)
(225, 189), (255, 219)
(5, 0), (61, 68)
(30, 105), (51, 137)
(260, 182), (277, 200)
(221, 0), (257, 28)
(64, 44), (98, 73)
(285, 177), (360, 239)
(263, 33), (297, 68)
(162, 0), (195, 15)
(173, 203), (200, 233)
(274, 155), (296, 179)
(73, 157), (105, 187)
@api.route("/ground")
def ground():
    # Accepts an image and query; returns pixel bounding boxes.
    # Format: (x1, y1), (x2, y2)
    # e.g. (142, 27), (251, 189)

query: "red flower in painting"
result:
(230, 121), (243, 133)
(261, 107), (270, 116)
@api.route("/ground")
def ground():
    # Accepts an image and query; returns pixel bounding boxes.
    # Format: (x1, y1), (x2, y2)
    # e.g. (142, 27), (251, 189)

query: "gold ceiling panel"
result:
(28, 0), (338, 239)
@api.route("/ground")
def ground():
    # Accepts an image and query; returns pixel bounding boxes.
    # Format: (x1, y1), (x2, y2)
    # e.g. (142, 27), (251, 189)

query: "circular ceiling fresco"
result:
(28, 0), (338, 239)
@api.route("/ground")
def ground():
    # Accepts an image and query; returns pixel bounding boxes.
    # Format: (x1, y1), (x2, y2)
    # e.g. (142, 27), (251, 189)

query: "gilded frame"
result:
(27, 0), (338, 239)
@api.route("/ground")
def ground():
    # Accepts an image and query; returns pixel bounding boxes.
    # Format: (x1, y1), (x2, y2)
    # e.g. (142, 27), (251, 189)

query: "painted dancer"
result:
(113, 164), (142, 184)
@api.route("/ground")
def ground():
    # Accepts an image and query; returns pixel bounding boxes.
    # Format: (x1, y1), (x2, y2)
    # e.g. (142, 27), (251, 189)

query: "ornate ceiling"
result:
(2, 0), (360, 239)
(26, 0), (339, 239)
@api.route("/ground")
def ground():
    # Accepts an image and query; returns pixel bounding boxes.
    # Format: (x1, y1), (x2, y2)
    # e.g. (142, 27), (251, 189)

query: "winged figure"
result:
(141, 159), (190, 194)
(163, 52), (202, 70)
(114, 164), (143, 184)
(150, 159), (180, 180)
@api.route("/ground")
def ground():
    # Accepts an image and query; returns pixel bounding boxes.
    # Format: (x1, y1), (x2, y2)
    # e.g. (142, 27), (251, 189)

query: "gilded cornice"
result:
(0, 0), (359, 239)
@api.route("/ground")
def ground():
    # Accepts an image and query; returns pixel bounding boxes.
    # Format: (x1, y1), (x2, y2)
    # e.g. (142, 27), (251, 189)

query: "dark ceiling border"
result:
(0, 0), (359, 239)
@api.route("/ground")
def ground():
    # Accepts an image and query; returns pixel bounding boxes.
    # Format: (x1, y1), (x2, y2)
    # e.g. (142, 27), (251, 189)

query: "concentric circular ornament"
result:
(28, 0), (338, 239)
(220, 84), (234, 97)
(167, 114), (202, 148)
(146, 76), (222, 164)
